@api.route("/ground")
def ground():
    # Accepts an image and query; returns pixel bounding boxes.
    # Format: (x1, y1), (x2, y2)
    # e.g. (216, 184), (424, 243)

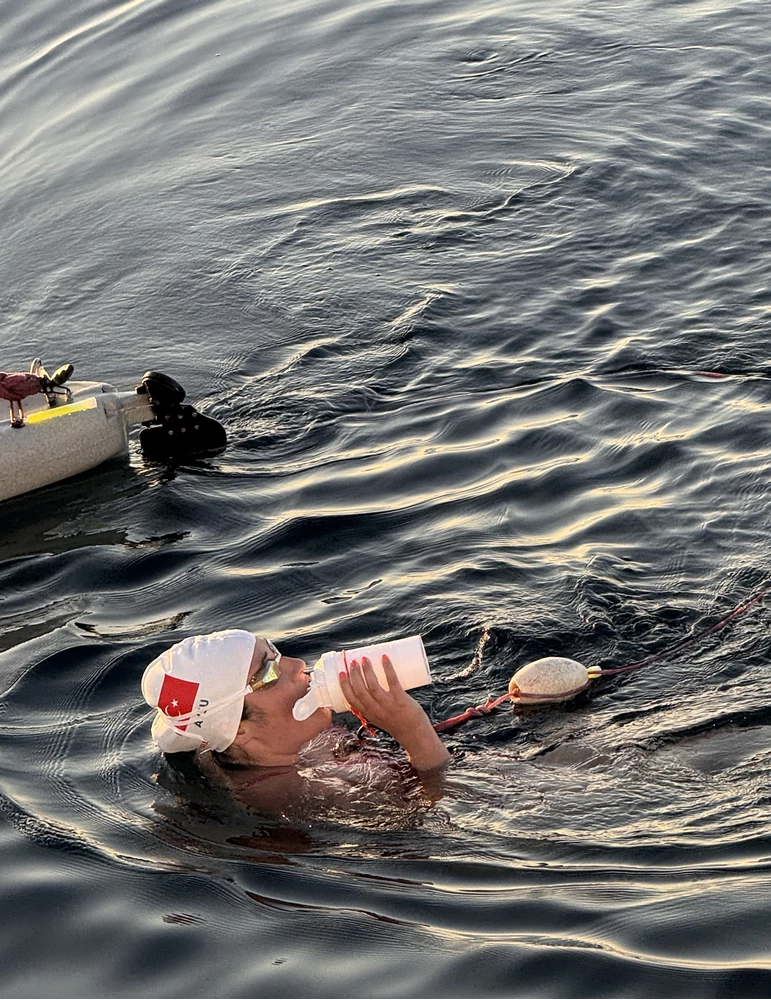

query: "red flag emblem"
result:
(158, 674), (200, 730)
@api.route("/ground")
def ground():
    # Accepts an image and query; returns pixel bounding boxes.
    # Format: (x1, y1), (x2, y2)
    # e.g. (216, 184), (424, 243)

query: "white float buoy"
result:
(508, 656), (601, 704)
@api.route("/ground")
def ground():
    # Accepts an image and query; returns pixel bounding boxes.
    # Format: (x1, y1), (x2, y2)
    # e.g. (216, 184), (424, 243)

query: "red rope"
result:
(432, 684), (593, 733)
(433, 692), (513, 733)
(432, 585), (769, 733)
(596, 585), (769, 676)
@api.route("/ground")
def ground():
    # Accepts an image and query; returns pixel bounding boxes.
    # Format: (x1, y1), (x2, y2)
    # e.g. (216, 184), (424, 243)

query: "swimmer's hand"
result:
(340, 655), (450, 773)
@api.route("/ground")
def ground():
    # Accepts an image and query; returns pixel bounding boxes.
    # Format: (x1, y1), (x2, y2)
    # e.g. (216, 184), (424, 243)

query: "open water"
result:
(2, 0), (771, 996)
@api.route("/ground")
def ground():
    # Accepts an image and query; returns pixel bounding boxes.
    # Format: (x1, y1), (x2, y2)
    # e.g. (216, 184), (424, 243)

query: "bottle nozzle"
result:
(292, 685), (326, 721)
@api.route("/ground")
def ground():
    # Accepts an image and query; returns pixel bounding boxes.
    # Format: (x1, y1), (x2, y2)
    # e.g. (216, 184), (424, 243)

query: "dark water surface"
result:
(3, 0), (771, 996)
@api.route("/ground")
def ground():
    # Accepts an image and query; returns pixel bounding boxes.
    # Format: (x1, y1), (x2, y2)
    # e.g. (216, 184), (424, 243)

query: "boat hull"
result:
(0, 382), (153, 503)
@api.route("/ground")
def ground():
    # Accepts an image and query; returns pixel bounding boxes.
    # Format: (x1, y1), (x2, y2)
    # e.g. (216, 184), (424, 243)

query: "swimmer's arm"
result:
(340, 656), (451, 773)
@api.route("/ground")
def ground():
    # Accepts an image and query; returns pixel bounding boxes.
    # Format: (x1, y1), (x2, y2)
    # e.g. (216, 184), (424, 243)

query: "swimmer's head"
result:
(142, 629), (257, 752)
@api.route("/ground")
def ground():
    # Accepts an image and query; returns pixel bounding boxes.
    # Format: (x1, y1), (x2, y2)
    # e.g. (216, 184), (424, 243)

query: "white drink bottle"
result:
(292, 635), (432, 721)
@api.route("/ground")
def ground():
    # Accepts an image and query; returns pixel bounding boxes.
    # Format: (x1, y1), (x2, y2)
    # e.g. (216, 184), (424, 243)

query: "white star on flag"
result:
(158, 674), (200, 731)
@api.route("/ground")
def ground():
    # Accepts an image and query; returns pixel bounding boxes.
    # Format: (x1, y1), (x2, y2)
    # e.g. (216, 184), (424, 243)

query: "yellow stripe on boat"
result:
(25, 397), (99, 424)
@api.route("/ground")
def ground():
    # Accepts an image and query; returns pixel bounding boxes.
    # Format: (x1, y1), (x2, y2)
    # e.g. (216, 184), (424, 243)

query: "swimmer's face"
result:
(240, 637), (331, 749)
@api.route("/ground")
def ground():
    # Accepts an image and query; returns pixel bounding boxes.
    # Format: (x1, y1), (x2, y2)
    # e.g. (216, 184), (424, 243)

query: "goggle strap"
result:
(159, 683), (252, 728)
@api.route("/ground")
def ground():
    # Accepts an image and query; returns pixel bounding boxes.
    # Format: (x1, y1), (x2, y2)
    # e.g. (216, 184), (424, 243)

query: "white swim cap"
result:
(141, 629), (257, 752)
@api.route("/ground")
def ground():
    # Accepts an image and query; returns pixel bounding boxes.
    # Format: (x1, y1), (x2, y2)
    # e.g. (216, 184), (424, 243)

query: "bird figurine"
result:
(0, 372), (46, 427)
(0, 360), (74, 427)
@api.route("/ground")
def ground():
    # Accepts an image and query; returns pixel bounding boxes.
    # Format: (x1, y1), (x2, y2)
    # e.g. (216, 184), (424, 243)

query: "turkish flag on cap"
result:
(158, 674), (200, 730)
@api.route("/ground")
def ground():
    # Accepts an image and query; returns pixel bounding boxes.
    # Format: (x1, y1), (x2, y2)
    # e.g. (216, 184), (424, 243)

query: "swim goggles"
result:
(248, 638), (282, 691)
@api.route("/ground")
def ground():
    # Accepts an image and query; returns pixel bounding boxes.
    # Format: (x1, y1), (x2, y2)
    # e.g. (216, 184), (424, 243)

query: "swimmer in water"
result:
(142, 630), (449, 818)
